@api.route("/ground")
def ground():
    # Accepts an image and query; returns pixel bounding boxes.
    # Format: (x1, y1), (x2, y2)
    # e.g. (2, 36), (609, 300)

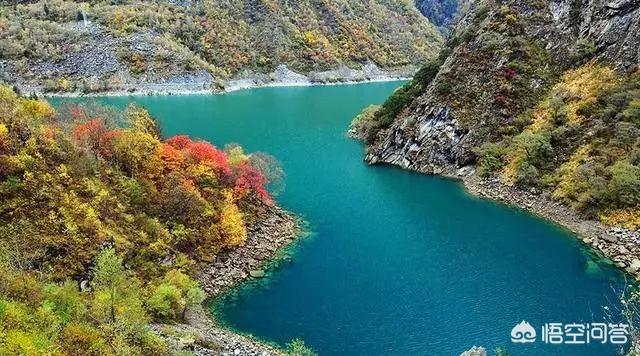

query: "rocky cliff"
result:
(365, 0), (640, 175)
(357, 0), (640, 275)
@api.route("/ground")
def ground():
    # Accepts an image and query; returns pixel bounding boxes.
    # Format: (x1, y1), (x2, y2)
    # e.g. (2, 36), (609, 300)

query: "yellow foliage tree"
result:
(0, 123), (8, 151)
(530, 64), (618, 131)
(225, 144), (248, 168)
(17, 99), (54, 121)
(219, 190), (247, 247)
(599, 208), (640, 231)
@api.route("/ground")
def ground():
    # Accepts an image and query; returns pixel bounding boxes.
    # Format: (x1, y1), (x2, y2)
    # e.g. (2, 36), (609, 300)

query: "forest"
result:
(0, 0), (442, 92)
(0, 85), (284, 354)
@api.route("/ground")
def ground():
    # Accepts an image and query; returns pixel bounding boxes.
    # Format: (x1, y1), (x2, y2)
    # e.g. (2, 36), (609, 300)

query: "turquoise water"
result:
(55, 82), (628, 355)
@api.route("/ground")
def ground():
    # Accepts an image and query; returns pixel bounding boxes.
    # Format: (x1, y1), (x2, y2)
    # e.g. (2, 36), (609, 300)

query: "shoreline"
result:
(368, 156), (640, 280)
(38, 75), (410, 98)
(152, 205), (303, 355)
(459, 174), (640, 278)
(358, 118), (640, 281)
(13, 62), (414, 99)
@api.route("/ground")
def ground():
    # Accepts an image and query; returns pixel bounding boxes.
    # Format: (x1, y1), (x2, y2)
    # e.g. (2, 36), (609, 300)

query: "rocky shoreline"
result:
(12, 63), (412, 98)
(367, 145), (640, 281)
(152, 205), (302, 355)
(358, 109), (640, 280)
(460, 173), (640, 278)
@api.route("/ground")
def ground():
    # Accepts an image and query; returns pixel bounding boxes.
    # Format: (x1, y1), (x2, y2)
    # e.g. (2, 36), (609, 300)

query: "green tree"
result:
(512, 131), (552, 168)
(475, 142), (505, 177)
(623, 99), (640, 125)
(607, 162), (640, 208)
(284, 338), (317, 356)
(147, 269), (205, 321)
(91, 248), (147, 326)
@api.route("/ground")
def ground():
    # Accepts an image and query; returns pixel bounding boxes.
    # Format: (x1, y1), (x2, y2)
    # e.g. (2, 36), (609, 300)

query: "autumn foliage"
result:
(0, 87), (274, 279)
(0, 85), (284, 353)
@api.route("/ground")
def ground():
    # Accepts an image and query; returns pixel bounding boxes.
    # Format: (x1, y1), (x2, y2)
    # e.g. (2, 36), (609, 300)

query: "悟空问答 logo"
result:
(511, 321), (536, 343)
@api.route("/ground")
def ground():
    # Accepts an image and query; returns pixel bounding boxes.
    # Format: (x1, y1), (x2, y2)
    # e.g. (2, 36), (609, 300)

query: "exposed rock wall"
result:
(551, 0), (640, 71)
(365, 105), (472, 175)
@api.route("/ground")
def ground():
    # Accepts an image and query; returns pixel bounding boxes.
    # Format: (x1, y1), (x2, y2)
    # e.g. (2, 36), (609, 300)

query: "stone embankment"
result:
(153, 206), (301, 355)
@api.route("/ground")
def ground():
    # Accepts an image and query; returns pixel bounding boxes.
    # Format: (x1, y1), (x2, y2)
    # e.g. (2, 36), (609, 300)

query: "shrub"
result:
(284, 338), (317, 356)
(475, 142), (505, 177)
(349, 104), (380, 141)
(58, 322), (106, 356)
(147, 269), (205, 321)
(607, 162), (640, 208)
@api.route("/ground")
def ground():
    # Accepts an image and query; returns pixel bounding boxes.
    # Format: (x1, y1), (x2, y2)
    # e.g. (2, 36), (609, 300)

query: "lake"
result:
(56, 82), (629, 355)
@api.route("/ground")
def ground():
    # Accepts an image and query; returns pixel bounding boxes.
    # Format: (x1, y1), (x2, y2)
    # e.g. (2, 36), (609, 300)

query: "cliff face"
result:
(365, 0), (640, 175)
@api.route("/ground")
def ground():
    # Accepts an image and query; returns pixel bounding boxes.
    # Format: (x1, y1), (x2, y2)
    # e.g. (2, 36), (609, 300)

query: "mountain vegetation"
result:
(0, 0), (442, 92)
(414, 0), (466, 29)
(0, 85), (286, 353)
(355, 0), (640, 229)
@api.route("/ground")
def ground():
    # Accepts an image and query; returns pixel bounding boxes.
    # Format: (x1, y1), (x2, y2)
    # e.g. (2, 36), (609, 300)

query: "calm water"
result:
(56, 82), (628, 355)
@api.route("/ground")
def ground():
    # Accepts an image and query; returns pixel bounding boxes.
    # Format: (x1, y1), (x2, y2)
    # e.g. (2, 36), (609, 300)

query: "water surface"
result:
(56, 82), (628, 355)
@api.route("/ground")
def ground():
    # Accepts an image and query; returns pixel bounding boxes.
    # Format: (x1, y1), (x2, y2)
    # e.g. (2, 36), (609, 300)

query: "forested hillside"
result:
(353, 0), (640, 229)
(0, 85), (299, 354)
(414, 0), (466, 29)
(0, 0), (442, 93)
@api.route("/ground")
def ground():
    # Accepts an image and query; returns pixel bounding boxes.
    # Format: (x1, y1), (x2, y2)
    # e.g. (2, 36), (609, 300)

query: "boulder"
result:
(460, 346), (487, 356)
(249, 270), (266, 278)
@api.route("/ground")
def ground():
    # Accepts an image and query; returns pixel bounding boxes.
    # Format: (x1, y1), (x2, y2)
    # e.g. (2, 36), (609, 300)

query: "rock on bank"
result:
(152, 206), (301, 355)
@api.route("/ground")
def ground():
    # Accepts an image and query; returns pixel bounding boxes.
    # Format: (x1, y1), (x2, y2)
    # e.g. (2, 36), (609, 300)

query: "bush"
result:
(607, 162), (640, 208)
(284, 338), (317, 356)
(147, 269), (205, 321)
(475, 142), (505, 177)
(58, 322), (106, 355)
(349, 104), (380, 141)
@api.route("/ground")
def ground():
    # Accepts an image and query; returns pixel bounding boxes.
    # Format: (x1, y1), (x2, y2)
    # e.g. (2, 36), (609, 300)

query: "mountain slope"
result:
(354, 0), (640, 229)
(414, 0), (469, 29)
(0, 0), (443, 94)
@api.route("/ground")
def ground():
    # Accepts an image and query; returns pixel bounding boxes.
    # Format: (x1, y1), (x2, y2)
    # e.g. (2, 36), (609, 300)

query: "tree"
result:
(234, 162), (271, 203)
(91, 249), (147, 326)
(220, 190), (247, 246)
(607, 162), (640, 208)
(475, 142), (505, 177)
(250, 152), (284, 196)
(613, 121), (639, 151)
(511, 131), (552, 168)
(225, 143), (248, 168)
(184, 286), (206, 320)
(284, 338), (317, 356)
(110, 131), (163, 179)
(0, 123), (9, 152)
(126, 104), (161, 139)
(146, 269), (205, 321)
(623, 99), (640, 125)
(184, 140), (232, 178)
(146, 283), (182, 321)
(349, 104), (380, 142)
